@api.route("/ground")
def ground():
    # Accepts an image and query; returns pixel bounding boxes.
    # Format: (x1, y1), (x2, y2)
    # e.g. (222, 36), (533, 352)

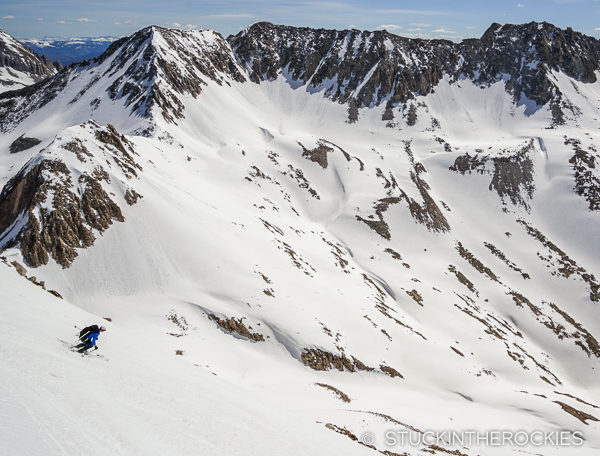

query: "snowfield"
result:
(1, 23), (600, 455)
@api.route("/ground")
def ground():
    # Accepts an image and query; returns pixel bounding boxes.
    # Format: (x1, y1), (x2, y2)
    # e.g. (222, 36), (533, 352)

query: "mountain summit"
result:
(1, 21), (600, 456)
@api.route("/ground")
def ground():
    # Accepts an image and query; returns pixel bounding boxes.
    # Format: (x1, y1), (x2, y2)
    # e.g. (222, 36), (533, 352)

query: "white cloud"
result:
(376, 24), (402, 31)
(517, 3), (524, 7)
(36, 18), (45, 21)
(596, 27), (600, 30)
(348, 24), (356, 28)
(77, 18), (92, 23)
(432, 28), (456, 33)
(171, 22), (182, 28)
(410, 23), (432, 27)
(123, 20), (137, 26)
(2, 15), (15, 20)
(185, 24), (198, 30)
(408, 28), (422, 32)
(56, 20), (68, 24)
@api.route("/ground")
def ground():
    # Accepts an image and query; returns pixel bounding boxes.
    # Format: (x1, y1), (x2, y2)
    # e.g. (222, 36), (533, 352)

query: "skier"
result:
(74, 325), (106, 353)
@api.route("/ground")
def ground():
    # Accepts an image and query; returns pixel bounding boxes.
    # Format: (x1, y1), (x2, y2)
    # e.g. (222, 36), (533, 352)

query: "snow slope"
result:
(1, 23), (600, 455)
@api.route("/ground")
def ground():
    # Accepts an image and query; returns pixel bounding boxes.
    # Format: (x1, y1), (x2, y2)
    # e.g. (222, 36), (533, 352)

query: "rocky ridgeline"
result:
(0, 122), (141, 268)
(1, 21), (599, 130)
(230, 21), (600, 115)
(0, 29), (60, 86)
(0, 26), (246, 132)
(102, 26), (246, 123)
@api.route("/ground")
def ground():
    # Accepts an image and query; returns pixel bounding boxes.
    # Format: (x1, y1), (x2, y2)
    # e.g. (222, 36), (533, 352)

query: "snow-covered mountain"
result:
(0, 29), (60, 94)
(21, 36), (119, 66)
(1, 22), (600, 456)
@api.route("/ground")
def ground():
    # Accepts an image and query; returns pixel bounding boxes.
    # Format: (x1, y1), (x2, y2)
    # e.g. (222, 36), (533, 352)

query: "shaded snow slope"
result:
(1, 23), (600, 455)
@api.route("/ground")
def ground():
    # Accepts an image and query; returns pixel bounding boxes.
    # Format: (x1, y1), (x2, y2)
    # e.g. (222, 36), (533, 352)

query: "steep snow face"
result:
(0, 29), (58, 93)
(2, 23), (600, 456)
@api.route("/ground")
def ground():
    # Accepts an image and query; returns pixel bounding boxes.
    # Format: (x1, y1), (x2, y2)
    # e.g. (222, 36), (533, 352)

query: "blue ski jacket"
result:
(86, 332), (99, 346)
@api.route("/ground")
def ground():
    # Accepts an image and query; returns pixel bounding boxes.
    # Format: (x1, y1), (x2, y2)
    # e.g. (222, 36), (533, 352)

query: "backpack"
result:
(79, 325), (99, 340)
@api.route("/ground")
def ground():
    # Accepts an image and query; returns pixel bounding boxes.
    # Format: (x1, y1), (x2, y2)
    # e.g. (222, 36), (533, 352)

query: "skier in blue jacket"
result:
(75, 325), (106, 353)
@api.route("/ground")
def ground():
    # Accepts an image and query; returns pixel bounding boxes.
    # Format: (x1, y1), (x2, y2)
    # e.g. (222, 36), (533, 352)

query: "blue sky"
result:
(2, 0), (600, 40)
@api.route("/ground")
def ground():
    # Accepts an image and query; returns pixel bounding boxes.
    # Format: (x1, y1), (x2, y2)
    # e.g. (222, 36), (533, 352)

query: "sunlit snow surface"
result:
(1, 27), (600, 456)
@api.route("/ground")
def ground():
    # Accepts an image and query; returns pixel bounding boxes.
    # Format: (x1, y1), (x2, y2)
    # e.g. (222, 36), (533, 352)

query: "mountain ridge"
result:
(2, 20), (600, 132)
(0, 29), (61, 94)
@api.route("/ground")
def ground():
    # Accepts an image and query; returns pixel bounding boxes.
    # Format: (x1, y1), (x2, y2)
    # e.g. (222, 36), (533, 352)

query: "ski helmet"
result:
(99, 326), (106, 331)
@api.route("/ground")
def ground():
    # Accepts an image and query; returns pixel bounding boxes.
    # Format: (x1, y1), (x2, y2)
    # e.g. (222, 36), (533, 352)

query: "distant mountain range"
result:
(20, 36), (119, 65)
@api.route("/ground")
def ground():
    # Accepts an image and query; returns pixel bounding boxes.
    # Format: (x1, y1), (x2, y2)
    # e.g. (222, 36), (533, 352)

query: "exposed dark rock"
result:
(95, 123), (142, 178)
(301, 348), (371, 372)
(566, 137), (600, 211)
(451, 346), (465, 357)
(0, 151), (125, 268)
(449, 153), (488, 174)
(508, 290), (541, 316)
(10, 260), (27, 276)
(518, 219), (600, 302)
(449, 265), (478, 296)
(380, 364), (403, 378)
(457, 241), (500, 282)
(9, 135), (41, 154)
(0, 68), (69, 133)
(356, 215), (390, 240)
(484, 242), (529, 278)
(554, 401), (599, 425)
(47, 289), (63, 299)
(61, 138), (93, 162)
(451, 140), (536, 209)
(489, 141), (536, 209)
(124, 189), (143, 205)
(406, 289), (423, 306)
(208, 314), (265, 341)
(384, 247), (401, 260)
(544, 301), (600, 358)
(298, 140), (334, 169)
(315, 383), (351, 403)
(356, 144), (449, 238)
(405, 103), (418, 126)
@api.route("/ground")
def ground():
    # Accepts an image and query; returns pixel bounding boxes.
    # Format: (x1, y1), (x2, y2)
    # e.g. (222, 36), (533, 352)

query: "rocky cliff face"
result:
(229, 22), (455, 111)
(229, 21), (600, 113)
(0, 122), (141, 268)
(0, 29), (59, 92)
